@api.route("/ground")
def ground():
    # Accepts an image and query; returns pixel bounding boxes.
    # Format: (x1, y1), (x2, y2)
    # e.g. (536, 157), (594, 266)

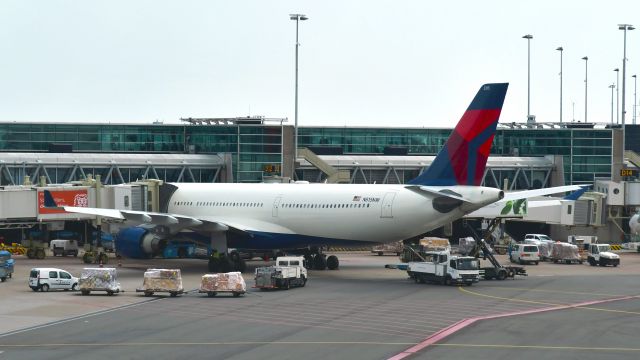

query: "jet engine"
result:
(115, 227), (167, 259)
(630, 214), (640, 235)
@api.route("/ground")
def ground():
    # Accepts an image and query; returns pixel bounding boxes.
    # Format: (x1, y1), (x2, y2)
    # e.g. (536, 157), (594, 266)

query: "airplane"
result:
(44, 82), (579, 272)
(631, 213), (639, 235)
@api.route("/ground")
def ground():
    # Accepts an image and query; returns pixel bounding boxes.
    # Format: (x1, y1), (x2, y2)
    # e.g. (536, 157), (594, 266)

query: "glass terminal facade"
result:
(298, 127), (616, 185)
(0, 122), (628, 185)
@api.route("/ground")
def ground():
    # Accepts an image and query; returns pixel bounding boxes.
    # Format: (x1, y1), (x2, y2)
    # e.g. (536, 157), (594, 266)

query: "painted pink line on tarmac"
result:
(387, 295), (639, 360)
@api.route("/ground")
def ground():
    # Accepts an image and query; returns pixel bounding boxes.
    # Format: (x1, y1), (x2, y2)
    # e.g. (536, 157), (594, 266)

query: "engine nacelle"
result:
(115, 227), (167, 259)
(630, 214), (640, 235)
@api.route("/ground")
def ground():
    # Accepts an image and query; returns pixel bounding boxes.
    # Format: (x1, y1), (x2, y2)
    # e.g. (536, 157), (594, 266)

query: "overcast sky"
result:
(1, 0), (640, 127)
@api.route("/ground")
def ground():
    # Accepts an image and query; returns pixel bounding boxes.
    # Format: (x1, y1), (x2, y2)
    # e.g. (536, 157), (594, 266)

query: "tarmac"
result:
(1, 251), (639, 360)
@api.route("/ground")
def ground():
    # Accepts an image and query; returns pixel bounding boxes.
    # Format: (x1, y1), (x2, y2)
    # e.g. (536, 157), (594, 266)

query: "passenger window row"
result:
(174, 201), (265, 208)
(282, 203), (371, 209)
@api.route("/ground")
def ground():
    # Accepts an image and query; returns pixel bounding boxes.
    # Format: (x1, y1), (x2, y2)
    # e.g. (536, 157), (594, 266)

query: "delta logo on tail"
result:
(409, 83), (509, 186)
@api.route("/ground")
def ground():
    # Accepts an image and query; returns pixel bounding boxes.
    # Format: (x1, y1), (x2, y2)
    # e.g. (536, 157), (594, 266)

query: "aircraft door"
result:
(272, 196), (283, 217)
(381, 192), (397, 218)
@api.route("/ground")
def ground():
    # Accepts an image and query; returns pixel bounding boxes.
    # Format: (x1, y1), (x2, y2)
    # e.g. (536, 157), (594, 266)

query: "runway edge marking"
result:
(388, 290), (639, 360)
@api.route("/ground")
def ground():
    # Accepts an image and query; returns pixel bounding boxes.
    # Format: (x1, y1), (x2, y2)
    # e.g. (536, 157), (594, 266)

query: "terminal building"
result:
(1, 118), (639, 246)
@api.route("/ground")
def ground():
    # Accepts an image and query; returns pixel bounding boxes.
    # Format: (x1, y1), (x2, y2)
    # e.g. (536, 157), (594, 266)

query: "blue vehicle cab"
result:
(0, 250), (15, 282)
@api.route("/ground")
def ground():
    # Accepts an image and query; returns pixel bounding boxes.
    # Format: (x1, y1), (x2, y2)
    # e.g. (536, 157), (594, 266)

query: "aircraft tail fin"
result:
(408, 83), (508, 186)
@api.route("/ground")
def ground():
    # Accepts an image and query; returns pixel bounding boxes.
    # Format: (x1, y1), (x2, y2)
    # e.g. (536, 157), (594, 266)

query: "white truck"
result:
(587, 243), (620, 267)
(407, 251), (480, 286)
(254, 256), (308, 290)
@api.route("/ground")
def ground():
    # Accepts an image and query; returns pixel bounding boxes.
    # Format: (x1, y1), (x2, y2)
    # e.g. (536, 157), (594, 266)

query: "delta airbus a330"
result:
(46, 83), (576, 272)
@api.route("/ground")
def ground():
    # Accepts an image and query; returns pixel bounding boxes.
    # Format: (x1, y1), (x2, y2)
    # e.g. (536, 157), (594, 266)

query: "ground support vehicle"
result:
(163, 241), (197, 259)
(78, 267), (121, 295)
(28, 268), (78, 291)
(199, 272), (246, 297)
(509, 244), (540, 265)
(136, 268), (184, 297)
(464, 220), (526, 280)
(371, 241), (403, 256)
(254, 256), (307, 290)
(407, 251), (479, 286)
(549, 242), (583, 264)
(82, 244), (109, 265)
(587, 244), (620, 267)
(0, 250), (15, 282)
(50, 239), (79, 257)
(23, 239), (46, 260)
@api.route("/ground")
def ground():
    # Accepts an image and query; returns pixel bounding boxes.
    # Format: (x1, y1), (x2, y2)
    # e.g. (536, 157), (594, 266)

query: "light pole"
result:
(633, 74), (637, 124)
(609, 84), (616, 124)
(615, 68), (620, 124)
(290, 13), (308, 170)
(556, 46), (563, 122)
(523, 34), (533, 121)
(619, 24), (634, 127)
(582, 56), (588, 122)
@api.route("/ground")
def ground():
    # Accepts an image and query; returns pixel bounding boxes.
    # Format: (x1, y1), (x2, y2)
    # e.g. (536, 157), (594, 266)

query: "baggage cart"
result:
(198, 272), (246, 297)
(0, 250), (15, 282)
(78, 267), (121, 295)
(136, 269), (184, 297)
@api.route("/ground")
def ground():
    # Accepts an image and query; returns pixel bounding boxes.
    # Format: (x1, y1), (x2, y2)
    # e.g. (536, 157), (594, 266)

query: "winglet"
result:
(408, 83), (508, 186)
(563, 185), (590, 200)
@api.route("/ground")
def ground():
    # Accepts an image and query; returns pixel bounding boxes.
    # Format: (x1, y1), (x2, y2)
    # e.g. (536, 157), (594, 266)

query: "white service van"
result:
(29, 268), (79, 292)
(50, 239), (79, 257)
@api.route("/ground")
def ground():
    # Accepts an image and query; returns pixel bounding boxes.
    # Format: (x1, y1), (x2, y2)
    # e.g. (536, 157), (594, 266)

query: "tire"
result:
(41, 284), (50, 292)
(588, 257), (596, 266)
(443, 276), (452, 286)
(107, 290), (114, 296)
(144, 291), (153, 297)
(534, 261), (539, 265)
(232, 292), (241, 297)
(377, 252), (383, 256)
(170, 292), (178, 297)
(72, 283), (78, 291)
(519, 259), (524, 265)
(81, 290), (90, 296)
(613, 264), (618, 267)
(36, 249), (45, 259)
(234, 258), (247, 273)
(31, 287), (38, 292)
(497, 270), (507, 280)
(1, 277), (5, 282)
(301, 276), (307, 287)
(313, 255), (327, 270)
(229, 251), (241, 263)
(283, 280), (290, 290)
(208, 292), (217, 297)
(326, 255), (339, 270)
(26, 249), (34, 259)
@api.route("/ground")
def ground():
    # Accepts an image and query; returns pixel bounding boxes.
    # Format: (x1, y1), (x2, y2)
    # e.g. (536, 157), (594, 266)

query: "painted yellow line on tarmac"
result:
(458, 286), (562, 306)
(0, 341), (416, 348)
(458, 287), (640, 315)
(477, 286), (634, 298)
(434, 343), (640, 352)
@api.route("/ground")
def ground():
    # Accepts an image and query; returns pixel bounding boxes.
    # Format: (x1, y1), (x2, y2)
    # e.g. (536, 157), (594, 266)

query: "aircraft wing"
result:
(501, 185), (585, 201)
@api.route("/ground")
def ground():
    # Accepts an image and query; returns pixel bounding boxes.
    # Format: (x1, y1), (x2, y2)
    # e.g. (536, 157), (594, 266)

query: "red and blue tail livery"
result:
(408, 83), (508, 186)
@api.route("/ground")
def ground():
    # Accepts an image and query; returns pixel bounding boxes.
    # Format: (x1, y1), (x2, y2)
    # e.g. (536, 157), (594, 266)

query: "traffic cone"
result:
(99, 260), (103, 268)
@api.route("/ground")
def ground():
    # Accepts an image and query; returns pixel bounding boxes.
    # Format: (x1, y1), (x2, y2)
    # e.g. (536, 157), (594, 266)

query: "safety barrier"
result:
(609, 244), (623, 251)
(0, 243), (27, 255)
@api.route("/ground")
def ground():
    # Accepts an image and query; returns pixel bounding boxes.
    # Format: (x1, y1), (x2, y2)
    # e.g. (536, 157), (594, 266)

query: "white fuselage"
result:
(166, 183), (501, 246)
